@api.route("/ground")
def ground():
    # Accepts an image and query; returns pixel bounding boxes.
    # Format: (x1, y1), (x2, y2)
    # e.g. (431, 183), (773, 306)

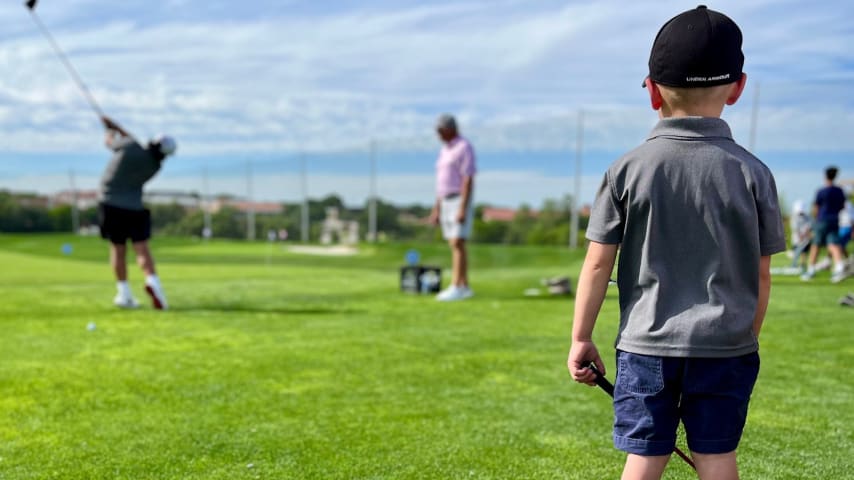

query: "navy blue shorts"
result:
(813, 220), (841, 247)
(613, 350), (760, 456)
(98, 203), (151, 245)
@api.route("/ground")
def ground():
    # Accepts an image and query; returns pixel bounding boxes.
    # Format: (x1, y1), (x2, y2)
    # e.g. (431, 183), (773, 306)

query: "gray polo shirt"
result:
(587, 117), (786, 358)
(100, 137), (163, 211)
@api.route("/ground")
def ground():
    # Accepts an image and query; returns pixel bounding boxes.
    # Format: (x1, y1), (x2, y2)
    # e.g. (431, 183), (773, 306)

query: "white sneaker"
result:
(436, 285), (473, 302)
(114, 293), (139, 309)
(831, 270), (849, 284)
(800, 270), (815, 281)
(144, 281), (168, 310)
(435, 286), (457, 301)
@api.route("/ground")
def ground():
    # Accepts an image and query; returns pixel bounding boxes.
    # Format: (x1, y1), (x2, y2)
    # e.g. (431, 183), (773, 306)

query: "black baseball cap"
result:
(644, 5), (744, 88)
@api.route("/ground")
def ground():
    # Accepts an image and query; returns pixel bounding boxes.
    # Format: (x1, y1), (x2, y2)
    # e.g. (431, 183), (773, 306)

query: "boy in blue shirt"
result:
(801, 166), (849, 283)
(567, 6), (786, 479)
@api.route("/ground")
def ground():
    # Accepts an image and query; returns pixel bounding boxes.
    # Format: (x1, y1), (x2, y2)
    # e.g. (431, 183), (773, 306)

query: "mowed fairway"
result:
(0, 234), (851, 479)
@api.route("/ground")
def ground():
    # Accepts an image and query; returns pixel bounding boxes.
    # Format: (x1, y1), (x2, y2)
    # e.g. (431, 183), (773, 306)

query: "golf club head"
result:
(25, 0), (37, 11)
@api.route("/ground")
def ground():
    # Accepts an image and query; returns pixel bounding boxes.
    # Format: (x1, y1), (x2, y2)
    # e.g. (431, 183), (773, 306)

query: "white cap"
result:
(792, 200), (805, 214)
(153, 134), (177, 156)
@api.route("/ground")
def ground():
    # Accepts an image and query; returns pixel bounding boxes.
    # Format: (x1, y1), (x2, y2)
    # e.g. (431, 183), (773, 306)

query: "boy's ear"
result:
(726, 73), (748, 105)
(645, 78), (663, 111)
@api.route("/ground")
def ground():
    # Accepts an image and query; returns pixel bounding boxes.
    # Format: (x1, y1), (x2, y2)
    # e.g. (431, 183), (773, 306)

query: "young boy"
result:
(801, 166), (849, 283)
(567, 6), (786, 480)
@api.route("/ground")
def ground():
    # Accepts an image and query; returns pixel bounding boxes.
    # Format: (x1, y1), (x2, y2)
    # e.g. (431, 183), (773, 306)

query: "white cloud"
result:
(0, 0), (852, 207)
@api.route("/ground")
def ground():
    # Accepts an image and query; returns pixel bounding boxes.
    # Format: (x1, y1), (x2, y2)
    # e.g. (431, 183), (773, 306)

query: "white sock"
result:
(145, 274), (160, 287)
(834, 262), (845, 274)
(117, 281), (131, 297)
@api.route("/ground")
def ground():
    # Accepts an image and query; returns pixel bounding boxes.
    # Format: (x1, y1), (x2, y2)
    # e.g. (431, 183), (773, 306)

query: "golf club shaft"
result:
(586, 362), (697, 471)
(27, 9), (105, 119)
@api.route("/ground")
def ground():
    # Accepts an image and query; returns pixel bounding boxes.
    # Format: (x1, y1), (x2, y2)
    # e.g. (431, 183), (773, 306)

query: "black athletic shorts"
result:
(98, 203), (151, 245)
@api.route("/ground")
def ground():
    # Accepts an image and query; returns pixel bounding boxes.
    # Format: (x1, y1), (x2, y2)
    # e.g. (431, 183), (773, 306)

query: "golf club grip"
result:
(586, 362), (615, 396)
(593, 374), (615, 396)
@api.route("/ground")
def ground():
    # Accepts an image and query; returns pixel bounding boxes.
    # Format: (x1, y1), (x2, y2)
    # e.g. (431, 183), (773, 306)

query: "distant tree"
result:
(0, 188), (595, 244)
(309, 195), (347, 223)
(401, 204), (432, 218)
(470, 196), (586, 246)
(0, 192), (52, 232)
(211, 207), (245, 239)
(503, 204), (536, 244)
(148, 203), (189, 231)
(472, 218), (509, 244)
(79, 206), (99, 228)
(254, 210), (297, 241)
(160, 210), (205, 237)
(48, 205), (73, 232)
(359, 197), (403, 239)
(526, 197), (571, 245)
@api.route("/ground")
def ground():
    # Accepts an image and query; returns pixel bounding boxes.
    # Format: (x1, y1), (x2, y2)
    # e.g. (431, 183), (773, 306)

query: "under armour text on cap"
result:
(646, 5), (744, 88)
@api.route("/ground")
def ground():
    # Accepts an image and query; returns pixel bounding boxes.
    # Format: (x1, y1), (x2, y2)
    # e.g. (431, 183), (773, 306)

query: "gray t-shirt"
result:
(586, 117), (786, 358)
(99, 137), (163, 210)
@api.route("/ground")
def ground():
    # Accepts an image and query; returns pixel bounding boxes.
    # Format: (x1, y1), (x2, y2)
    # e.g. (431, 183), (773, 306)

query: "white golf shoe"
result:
(815, 257), (832, 272)
(144, 281), (168, 310)
(436, 285), (474, 302)
(113, 293), (139, 309)
(831, 267), (849, 284)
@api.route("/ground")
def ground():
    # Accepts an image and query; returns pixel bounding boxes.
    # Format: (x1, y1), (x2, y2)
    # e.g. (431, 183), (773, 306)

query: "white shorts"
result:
(440, 195), (473, 240)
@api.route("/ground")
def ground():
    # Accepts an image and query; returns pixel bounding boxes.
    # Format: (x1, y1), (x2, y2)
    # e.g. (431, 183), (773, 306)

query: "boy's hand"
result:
(568, 340), (605, 386)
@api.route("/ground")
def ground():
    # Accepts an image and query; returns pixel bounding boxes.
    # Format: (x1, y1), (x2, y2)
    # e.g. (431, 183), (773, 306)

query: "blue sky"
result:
(1, 0), (852, 207)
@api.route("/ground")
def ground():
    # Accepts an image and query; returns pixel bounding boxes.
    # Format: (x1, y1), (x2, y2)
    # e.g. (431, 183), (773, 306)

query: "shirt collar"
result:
(647, 117), (733, 141)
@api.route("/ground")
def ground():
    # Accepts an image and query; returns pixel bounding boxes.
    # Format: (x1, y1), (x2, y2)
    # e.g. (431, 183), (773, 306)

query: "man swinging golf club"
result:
(98, 116), (176, 310)
(23, 1), (176, 309)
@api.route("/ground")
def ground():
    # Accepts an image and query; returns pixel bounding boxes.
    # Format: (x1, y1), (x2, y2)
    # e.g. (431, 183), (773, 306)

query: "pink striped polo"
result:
(435, 136), (476, 198)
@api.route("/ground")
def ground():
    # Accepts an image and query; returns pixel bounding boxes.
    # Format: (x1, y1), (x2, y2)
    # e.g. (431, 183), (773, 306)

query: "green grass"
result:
(0, 233), (851, 479)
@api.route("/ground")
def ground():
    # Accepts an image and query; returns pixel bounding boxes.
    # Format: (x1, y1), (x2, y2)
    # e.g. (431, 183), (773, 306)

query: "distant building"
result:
(397, 213), (432, 225)
(480, 205), (591, 223)
(12, 193), (51, 209)
(481, 207), (538, 223)
(144, 190), (202, 209)
(48, 189), (286, 216)
(50, 190), (99, 210)
(209, 198), (284, 215)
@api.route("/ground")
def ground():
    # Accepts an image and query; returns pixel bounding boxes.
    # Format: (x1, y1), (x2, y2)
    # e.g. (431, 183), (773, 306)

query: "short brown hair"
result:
(658, 83), (733, 111)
